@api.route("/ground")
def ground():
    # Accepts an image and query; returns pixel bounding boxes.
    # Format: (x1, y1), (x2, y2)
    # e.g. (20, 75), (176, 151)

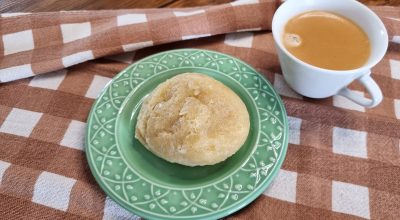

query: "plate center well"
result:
(115, 69), (259, 188)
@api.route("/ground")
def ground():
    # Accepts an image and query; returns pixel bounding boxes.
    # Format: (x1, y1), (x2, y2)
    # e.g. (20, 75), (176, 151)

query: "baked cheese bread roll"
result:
(135, 73), (250, 166)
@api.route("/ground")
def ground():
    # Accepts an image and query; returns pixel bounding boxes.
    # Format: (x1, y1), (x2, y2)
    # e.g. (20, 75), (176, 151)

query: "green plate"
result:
(86, 49), (288, 220)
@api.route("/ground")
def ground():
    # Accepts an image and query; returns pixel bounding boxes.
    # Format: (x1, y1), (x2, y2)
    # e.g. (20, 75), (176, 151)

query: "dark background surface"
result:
(0, 0), (399, 13)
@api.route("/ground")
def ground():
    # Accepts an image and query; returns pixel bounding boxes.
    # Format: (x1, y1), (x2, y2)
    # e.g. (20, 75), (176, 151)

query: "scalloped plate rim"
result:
(85, 48), (289, 220)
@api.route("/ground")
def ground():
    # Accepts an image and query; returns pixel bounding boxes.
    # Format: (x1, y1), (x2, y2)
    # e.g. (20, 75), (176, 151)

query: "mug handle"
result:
(337, 72), (383, 108)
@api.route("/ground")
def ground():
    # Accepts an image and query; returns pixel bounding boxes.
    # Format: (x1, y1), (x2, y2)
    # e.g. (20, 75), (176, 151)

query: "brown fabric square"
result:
(394, 78), (400, 100)
(0, 164), (40, 200)
(47, 147), (96, 185)
(252, 32), (277, 55)
(0, 51), (33, 69)
(10, 139), (60, 171)
(258, 1), (276, 30)
(58, 68), (94, 97)
(46, 92), (92, 122)
(118, 23), (151, 46)
(370, 6), (400, 18)
(382, 16), (400, 38)
(84, 61), (126, 78)
(370, 188), (400, 219)
(367, 132), (400, 165)
(0, 31), (3, 56)
(0, 134), (27, 162)
(258, 68), (275, 83)
(285, 99), (378, 134)
(366, 97), (396, 118)
(0, 194), (83, 220)
(30, 114), (70, 144)
(31, 52), (64, 75)
(303, 97), (334, 107)
(178, 13), (210, 37)
(386, 43), (400, 60)
(59, 11), (90, 24)
(91, 18), (123, 57)
(206, 5), (237, 35)
(89, 10), (119, 20)
(346, 79), (365, 92)
(300, 119), (333, 151)
(372, 58), (392, 78)
(31, 12), (61, 29)
(366, 115), (400, 138)
(14, 86), (55, 113)
(68, 181), (106, 219)
(296, 173), (332, 210)
(251, 49), (280, 71)
(232, 4), (268, 31)
(0, 105), (12, 125)
(0, 16), (33, 35)
(373, 75), (396, 99)
(148, 12), (182, 44)
(0, 83), (27, 108)
(31, 25), (63, 73)
(62, 38), (93, 57)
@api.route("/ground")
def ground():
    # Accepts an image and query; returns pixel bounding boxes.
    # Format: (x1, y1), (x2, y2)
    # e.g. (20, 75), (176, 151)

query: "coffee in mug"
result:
(283, 11), (371, 71)
(272, 0), (388, 107)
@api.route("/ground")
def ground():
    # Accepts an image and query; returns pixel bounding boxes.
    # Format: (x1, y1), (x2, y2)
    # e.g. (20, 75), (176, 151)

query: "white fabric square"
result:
(0, 64), (34, 82)
(61, 22), (91, 43)
(237, 27), (262, 32)
(1, 12), (31, 17)
(224, 32), (254, 48)
(32, 172), (76, 211)
(390, 59), (400, 80)
(332, 181), (370, 219)
(29, 69), (67, 90)
(62, 50), (94, 67)
(332, 127), (367, 158)
(173, 10), (205, 17)
(0, 108), (42, 137)
(395, 99), (400, 119)
(0, 160), (11, 184)
(388, 17), (400, 21)
(231, 0), (259, 6)
(85, 75), (112, 99)
(60, 120), (86, 151)
(263, 169), (297, 203)
(182, 34), (211, 40)
(103, 197), (141, 220)
(273, 74), (302, 99)
(122, 41), (153, 52)
(288, 116), (302, 145)
(392, 36), (400, 44)
(3, 29), (34, 55)
(117, 14), (147, 27)
(333, 91), (365, 112)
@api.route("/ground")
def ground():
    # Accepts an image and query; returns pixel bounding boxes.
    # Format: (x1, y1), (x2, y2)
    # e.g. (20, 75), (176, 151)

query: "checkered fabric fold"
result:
(0, 0), (400, 219)
(0, 0), (276, 82)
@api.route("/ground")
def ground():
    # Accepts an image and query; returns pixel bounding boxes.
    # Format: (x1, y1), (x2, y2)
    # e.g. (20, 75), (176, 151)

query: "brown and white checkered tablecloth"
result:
(0, 0), (399, 219)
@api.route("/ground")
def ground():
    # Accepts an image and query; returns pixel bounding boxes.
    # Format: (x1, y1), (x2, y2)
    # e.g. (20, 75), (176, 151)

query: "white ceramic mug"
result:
(272, 0), (388, 108)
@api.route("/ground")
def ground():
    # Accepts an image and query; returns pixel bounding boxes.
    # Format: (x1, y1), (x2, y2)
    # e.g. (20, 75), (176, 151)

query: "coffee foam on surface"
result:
(284, 33), (302, 47)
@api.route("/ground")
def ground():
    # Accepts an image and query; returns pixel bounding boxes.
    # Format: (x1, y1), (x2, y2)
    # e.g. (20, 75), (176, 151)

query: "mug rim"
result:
(271, 0), (389, 75)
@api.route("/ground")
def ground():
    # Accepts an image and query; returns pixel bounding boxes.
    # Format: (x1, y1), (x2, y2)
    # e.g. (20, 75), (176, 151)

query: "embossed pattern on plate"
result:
(86, 49), (288, 220)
